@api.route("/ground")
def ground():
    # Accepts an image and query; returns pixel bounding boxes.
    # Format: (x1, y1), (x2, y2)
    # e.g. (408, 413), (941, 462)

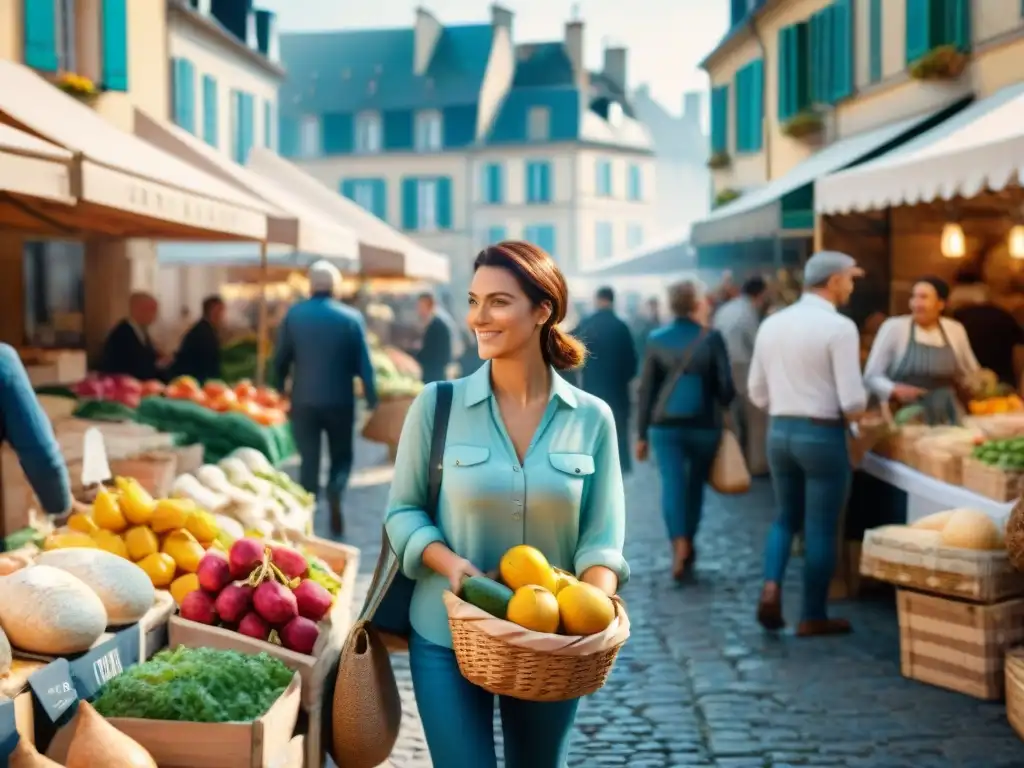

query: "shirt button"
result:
(512, 512), (522, 520)
(512, 465), (519, 472)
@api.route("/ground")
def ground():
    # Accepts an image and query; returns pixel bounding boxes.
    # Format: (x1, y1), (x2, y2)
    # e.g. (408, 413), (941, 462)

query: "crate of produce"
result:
(109, 451), (178, 499)
(1006, 648), (1024, 740)
(45, 649), (301, 768)
(897, 589), (1024, 700)
(861, 525), (1024, 603)
(962, 457), (1024, 502)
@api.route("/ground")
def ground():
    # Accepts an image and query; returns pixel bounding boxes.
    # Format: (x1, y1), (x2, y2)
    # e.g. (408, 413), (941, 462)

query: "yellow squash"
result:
(162, 529), (204, 573)
(115, 477), (156, 525)
(123, 526), (159, 561)
(184, 510), (219, 544)
(136, 552), (176, 587)
(67, 513), (98, 534)
(150, 499), (194, 534)
(92, 488), (127, 532)
(42, 530), (97, 551)
(90, 530), (129, 559)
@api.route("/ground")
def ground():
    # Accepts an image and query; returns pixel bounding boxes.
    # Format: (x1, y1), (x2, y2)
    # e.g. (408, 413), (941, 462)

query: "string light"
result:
(940, 222), (966, 259)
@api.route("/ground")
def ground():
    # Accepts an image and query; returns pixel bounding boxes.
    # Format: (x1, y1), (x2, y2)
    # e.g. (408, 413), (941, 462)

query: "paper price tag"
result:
(27, 658), (78, 723)
(69, 626), (140, 700)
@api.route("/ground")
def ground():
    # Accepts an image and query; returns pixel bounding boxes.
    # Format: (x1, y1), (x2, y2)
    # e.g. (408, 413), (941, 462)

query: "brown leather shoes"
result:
(796, 618), (852, 637)
(756, 583), (785, 630)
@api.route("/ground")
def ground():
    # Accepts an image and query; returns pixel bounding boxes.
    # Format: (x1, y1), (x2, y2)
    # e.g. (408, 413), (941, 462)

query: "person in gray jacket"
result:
(274, 261), (377, 538)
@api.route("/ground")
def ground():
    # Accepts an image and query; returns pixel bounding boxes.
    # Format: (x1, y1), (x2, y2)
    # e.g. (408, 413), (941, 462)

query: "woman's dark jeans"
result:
(649, 426), (721, 541)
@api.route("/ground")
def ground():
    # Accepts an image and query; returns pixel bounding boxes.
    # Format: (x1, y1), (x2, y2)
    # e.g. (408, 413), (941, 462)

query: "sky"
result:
(258, 0), (729, 116)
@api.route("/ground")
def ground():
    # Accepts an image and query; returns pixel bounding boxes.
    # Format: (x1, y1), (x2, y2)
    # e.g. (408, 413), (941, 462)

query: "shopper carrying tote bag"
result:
(329, 382), (453, 768)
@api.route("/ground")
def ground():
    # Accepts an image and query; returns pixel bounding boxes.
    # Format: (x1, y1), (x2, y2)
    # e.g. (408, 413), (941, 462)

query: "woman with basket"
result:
(383, 241), (629, 767)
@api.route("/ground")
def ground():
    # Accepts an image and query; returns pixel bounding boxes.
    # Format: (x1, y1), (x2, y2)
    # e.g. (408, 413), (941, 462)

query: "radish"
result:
(238, 612), (270, 641)
(197, 553), (232, 593)
(280, 616), (319, 655)
(229, 537), (265, 579)
(179, 591), (217, 625)
(253, 580), (297, 625)
(270, 545), (309, 580)
(293, 579), (333, 622)
(215, 584), (253, 624)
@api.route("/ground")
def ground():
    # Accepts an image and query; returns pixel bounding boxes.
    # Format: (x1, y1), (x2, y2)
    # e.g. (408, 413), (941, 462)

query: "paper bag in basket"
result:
(710, 429), (750, 495)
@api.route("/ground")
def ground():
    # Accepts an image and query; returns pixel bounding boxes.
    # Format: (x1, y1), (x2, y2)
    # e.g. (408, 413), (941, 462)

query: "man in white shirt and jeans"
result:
(748, 251), (868, 638)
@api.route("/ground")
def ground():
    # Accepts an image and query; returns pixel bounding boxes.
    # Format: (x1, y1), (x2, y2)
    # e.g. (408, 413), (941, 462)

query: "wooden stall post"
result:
(255, 241), (268, 387)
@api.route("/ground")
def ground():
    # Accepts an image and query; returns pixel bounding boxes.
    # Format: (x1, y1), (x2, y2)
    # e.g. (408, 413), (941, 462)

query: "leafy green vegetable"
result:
(92, 646), (293, 723)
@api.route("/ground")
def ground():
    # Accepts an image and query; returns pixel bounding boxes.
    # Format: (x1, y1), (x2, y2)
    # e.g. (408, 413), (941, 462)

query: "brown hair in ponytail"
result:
(473, 241), (587, 370)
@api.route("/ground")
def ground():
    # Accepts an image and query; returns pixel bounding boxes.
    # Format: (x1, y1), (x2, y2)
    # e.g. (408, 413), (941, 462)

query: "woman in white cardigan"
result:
(864, 277), (980, 418)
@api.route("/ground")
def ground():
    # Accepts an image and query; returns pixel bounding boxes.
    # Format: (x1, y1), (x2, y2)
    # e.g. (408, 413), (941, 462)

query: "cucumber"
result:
(461, 575), (514, 620)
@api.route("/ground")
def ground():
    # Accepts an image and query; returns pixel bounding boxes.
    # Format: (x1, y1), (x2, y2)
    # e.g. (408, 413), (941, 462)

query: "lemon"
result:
(556, 583), (615, 636)
(506, 585), (560, 634)
(500, 545), (557, 593)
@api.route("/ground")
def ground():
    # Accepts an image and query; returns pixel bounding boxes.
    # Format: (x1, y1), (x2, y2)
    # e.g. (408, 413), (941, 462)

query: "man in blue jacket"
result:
(274, 261), (378, 537)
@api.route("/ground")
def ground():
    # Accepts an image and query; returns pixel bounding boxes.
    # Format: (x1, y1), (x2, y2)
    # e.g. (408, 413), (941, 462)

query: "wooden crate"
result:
(914, 450), (963, 486)
(1005, 648), (1024, 740)
(108, 451), (178, 498)
(962, 457), (1024, 503)
(897, 590), (1024, 700)
(861, 526), (1024, 603)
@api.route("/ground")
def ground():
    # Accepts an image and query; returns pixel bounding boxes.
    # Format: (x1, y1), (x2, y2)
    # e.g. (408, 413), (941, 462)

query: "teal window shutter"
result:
(202, 75), (217, 147)
(811, 10), (831, 104)
(947, 0), (971, 52)
(173, 59), (196, 133)
(777, 28), (791, 120)
(750, 59), (764, 150)
(905, 0), (933, 64)
(436, 177), (452, 230)
(831, 0), (853, 102)
(101, 0), (128, 90)
(340, 180), (356, 201)
(869, 0), (883, 83)
(401, 178), (419, 230)
(24, 0), (58, 72)
(540, 161), (551, 202)
(711, 85), (728, 152)
(537, 225), (556, 257)
(486, 225), (506, 244)
(525, 162), (536, 202)
(263, 101), (273, 149)
(734, 67), (747, 152)
(372, 179), (387, 221)
(484, 163), (502, 204)
(628, 164), (641, 200)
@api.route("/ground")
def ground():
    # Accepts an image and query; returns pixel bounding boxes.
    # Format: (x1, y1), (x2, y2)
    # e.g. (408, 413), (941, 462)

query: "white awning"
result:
(692, 108), (952, 246)
(816, 83), (1024, 214)
(0, 123), (74, 204)
(134, 109), (358, 267)
(245, 148), (451, 283)
(0, 60), (270, 240)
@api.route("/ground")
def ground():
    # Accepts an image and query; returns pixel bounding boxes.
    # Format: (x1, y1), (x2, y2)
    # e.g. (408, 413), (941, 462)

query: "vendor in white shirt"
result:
(863, 276), (980, 422)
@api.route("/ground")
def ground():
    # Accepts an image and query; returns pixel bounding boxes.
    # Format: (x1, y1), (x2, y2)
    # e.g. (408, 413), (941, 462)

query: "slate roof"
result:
(279, 23), (493, 114)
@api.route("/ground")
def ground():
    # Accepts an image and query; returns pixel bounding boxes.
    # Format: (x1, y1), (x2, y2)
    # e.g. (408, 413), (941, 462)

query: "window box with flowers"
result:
(782, 109), (823, 140)
(714, 188), (741, 208)
(909, 45), (968, 81)
(707, 151), (731, 170)
(56, 73), (99, 100)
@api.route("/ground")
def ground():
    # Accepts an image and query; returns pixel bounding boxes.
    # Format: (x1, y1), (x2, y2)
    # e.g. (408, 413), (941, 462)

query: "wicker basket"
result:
(443, 590), (630, 702)
(962, 457), (1024, 502)
(914, 450), (963, 485)
(1006, 648), (1024, 739)
(861, 526), (1024, 603)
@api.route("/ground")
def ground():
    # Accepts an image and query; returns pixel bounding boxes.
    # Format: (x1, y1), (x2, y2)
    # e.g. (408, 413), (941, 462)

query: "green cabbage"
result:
(92, 646), (294, 723)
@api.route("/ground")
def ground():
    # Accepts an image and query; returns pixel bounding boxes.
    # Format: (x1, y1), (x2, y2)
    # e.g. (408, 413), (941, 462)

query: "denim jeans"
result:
(408, 632), (580, 768)
(763, 417), (851, 621)
(289, 404), (355, 506)
(649, 426), (722, 540)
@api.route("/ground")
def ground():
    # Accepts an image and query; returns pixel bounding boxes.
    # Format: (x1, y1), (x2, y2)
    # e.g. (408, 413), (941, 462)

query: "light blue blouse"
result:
(384, 362), (630, 648)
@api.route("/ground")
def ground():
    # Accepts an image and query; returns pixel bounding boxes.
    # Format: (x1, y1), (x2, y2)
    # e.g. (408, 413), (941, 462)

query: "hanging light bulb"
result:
(941, 222), (966, 258)
(1009, 225), (1024, 259)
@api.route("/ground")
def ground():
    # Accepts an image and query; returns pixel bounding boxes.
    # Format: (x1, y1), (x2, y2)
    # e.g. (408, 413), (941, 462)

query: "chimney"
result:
(683, 91), (702, 124)
(491, 4), (513, 35)
(255, 10), (278, 61)
(414, 7), (443, 75)
(603, 46), (627, 92)
(565, 20), (587, 90)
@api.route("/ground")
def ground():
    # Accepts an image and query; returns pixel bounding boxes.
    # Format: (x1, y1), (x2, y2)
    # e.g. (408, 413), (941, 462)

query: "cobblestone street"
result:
(309, 439), (1024, 767)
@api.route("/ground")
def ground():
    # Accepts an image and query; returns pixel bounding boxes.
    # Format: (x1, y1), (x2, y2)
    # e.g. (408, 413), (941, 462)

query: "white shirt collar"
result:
(800, 293), (838, 313)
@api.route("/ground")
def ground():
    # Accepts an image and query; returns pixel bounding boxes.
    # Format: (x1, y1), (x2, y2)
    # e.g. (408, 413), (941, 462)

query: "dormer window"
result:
(355, 111), (382, 153)
(528, 106), (550, 141)
(415, 110), (443, 151)
(608, 102), (623, 127)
